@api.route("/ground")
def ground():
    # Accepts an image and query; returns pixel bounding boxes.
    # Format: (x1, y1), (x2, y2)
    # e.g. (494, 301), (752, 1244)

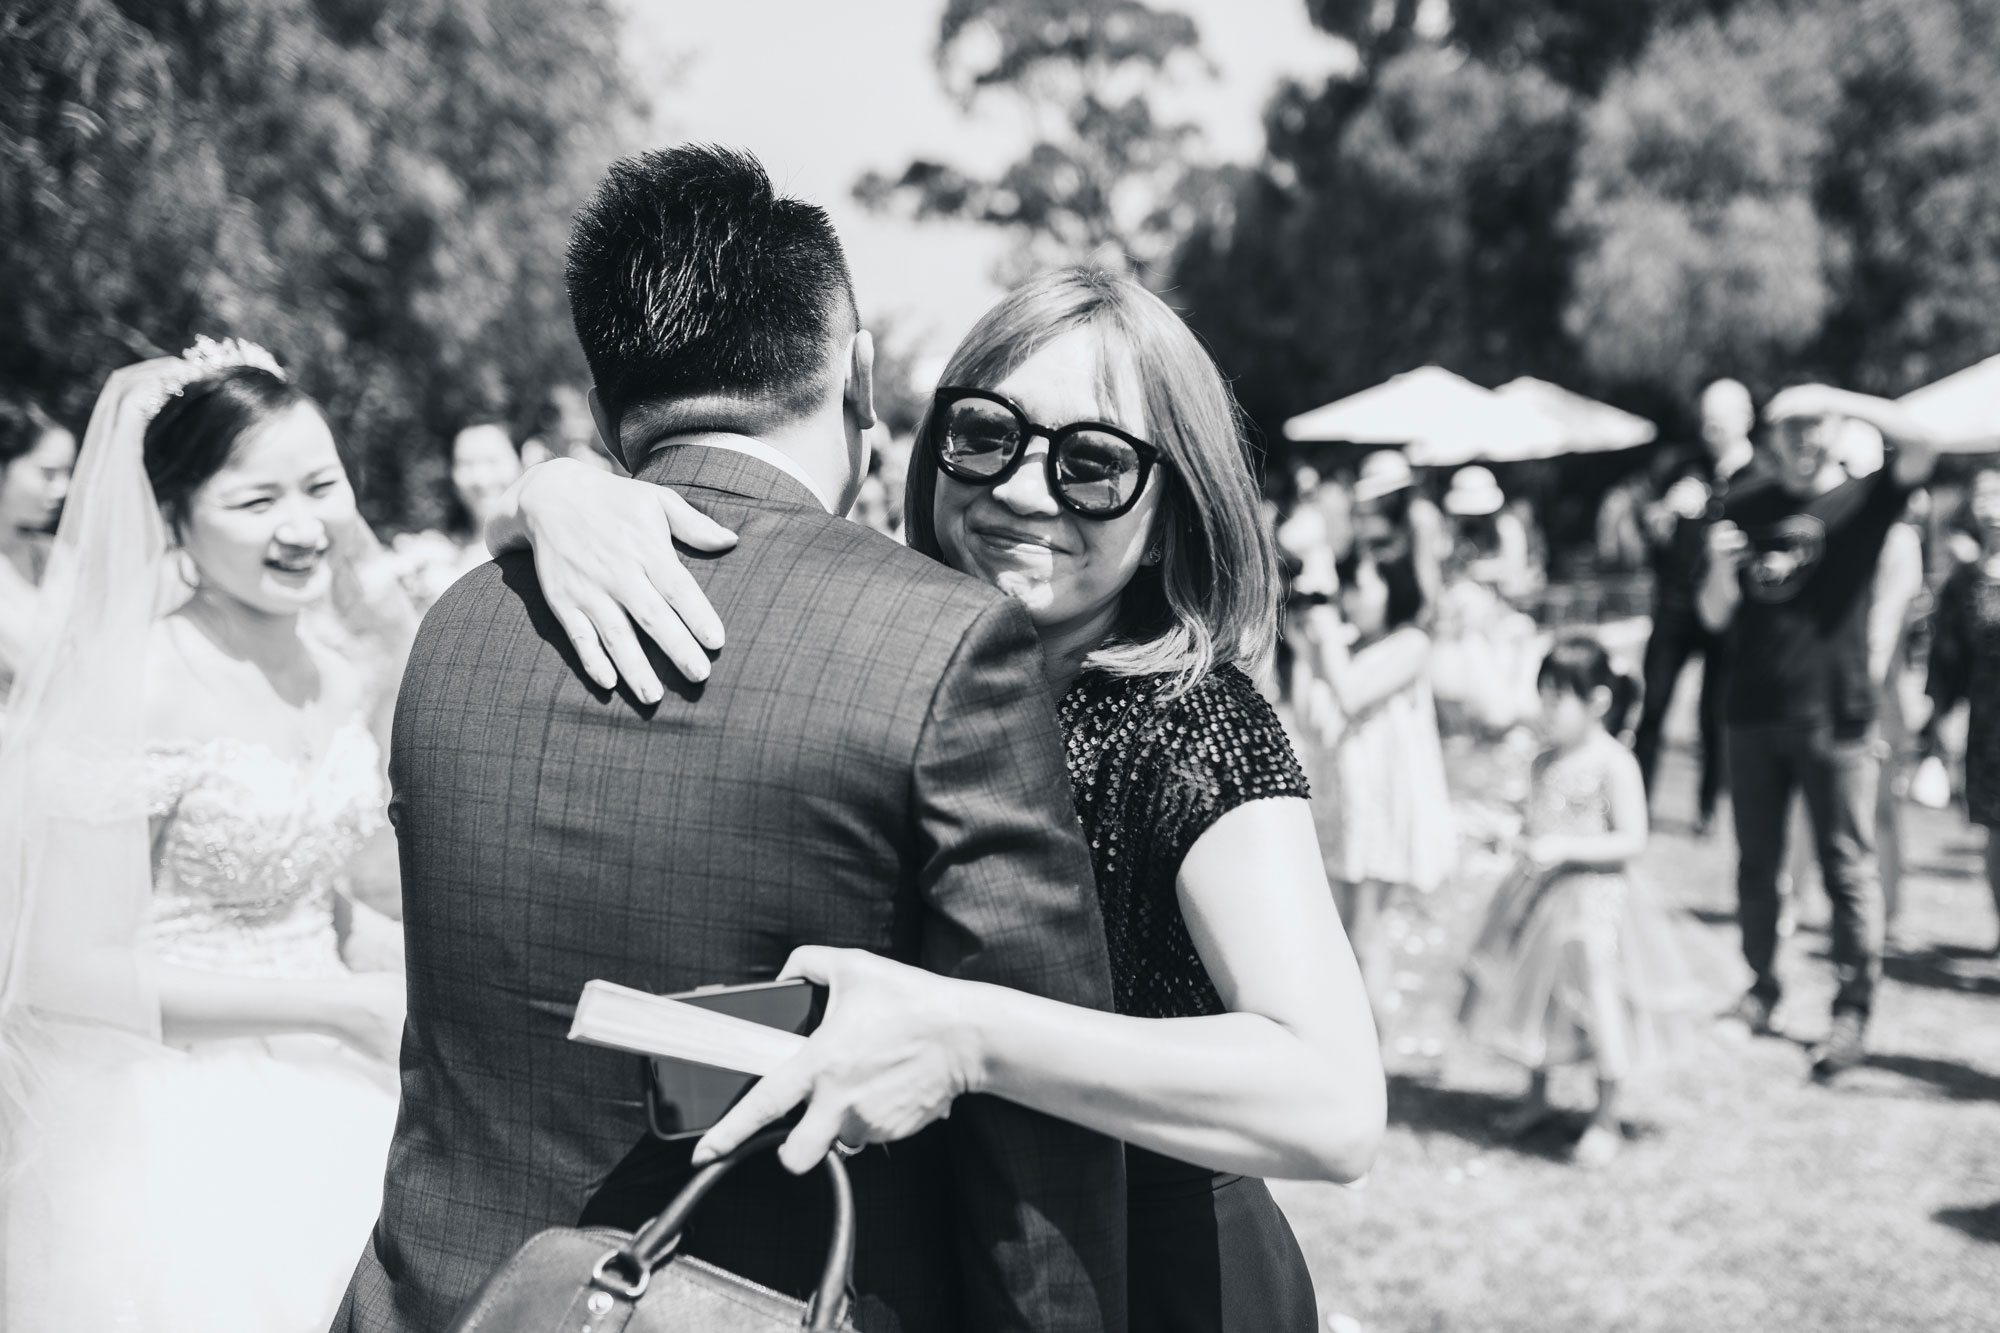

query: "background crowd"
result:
(3, 0), (1998, 1330)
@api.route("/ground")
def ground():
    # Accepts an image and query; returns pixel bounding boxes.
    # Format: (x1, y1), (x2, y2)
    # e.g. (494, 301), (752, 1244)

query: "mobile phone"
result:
(642, 978), (827, 1141)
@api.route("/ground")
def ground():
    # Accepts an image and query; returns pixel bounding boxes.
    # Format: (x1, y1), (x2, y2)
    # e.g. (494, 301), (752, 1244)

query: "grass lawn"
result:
(1278, 736), (2000, 1333)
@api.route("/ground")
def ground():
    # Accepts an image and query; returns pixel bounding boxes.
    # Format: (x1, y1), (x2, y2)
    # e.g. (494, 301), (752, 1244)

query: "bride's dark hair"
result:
(143, 366), (335, 534)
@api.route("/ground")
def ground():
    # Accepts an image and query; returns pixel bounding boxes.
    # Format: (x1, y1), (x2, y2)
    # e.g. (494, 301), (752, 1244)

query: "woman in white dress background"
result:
(0, 342), (407, 1332)
(1295, 542), (1456, 1018)
(0, 400), (76, 709)
(387, 421), (526, 609)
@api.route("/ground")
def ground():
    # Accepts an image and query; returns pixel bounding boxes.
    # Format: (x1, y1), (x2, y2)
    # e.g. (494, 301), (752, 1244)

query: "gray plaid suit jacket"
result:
(335, 445), (1126, 1333)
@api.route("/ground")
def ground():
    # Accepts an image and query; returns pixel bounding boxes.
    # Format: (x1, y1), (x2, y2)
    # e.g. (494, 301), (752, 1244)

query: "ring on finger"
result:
(832, 1138), (864, 1159)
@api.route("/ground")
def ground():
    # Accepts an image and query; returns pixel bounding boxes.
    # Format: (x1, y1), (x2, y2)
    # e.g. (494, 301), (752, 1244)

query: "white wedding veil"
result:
(0, 357), (193, 1142)
(0, 357), (191, 1318)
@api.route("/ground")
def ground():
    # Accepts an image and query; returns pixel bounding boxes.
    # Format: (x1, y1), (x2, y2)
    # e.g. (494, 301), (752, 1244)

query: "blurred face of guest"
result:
(1701, 380), (1753, 460)
(0, 426), (76, 535)
(931, 328), (1162, 641)
(1339, 557), (1388, 639)
(1971, 470), (2000, 549)
(1353, 503), (1399, 546)
(850, 472), (891, 534)
(451, 425), (522, 529)
(1767, 414), (1835, 496)
(179, 404), (354, 617)
(1538, 684), (1604, 749)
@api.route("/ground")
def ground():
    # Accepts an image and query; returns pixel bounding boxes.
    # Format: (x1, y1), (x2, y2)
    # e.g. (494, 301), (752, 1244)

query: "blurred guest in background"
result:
(1700, 386), (1936, 1079)
(1276, 462), (1348, 706)
(1433, 466), (1542, 731)
(389, 421), (525, 608)
(849, 456), (898, 539)
(1632, 379), (1758, 833)
(1460, 637), (1695, 1167)
(1839, 420), (1927, 945)
(0, 399), (76, 705)
(1298, 543), (1454, 1013)
(1351, 449), (1443, 614)
(1922, 465), (2000, 956)
(545, 383), (619, 473)
(1445, 465), (1536, 603)
(1594, 466), (1653, 573)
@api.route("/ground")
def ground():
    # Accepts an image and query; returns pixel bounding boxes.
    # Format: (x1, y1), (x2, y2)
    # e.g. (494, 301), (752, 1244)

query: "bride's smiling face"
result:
(178, 404), (356, 616)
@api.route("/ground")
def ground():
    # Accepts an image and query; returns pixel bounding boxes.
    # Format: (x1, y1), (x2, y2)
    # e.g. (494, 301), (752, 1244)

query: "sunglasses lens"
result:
(937, 398), (1022, 478)
(1055, 431), (1145, 514)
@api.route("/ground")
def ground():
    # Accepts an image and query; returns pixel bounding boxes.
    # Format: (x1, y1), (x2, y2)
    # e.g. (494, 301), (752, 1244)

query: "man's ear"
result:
(586, 387), (629, 473)
(844, 330), (877, 433)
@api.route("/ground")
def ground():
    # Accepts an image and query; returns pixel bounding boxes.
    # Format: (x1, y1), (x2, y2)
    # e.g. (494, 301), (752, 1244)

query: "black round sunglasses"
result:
(926, 386), (1165, 519)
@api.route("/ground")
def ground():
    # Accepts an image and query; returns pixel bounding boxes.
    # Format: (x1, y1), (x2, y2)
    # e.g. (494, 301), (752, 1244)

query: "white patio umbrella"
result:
(1899, 353), (2000, 452)
(1495, 377), (1657, 455)
(1282, 365), (1568, 467)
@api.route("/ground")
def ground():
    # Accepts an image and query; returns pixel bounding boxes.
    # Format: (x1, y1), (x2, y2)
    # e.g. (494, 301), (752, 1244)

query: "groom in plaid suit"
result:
(336, 145), (1126, 1333)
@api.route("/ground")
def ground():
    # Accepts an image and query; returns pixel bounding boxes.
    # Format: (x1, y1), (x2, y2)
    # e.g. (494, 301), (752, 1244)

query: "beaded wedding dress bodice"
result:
(146, 719), (385, 979)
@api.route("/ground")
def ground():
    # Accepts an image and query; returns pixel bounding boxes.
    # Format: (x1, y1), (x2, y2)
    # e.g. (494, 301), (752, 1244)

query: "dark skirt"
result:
(1126, 1146), (1318, 1333)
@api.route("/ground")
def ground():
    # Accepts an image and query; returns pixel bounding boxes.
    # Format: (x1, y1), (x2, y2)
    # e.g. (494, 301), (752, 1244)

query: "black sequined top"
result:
(1058, 664), (1311, 1019)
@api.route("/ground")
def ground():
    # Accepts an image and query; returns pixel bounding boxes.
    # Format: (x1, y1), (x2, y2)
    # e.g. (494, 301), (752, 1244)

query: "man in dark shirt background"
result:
(1699, 385), (1937, 1080)
(1634, 378), (1758, 832)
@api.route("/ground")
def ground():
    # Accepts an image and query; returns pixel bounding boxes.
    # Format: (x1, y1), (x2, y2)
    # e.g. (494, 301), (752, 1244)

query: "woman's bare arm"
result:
(695, 798), (1385, 1183)
(155, 963), (405, 1064)
(483, 458), (738, 695)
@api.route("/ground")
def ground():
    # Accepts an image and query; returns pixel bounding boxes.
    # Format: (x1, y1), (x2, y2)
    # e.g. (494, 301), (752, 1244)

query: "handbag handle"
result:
(593, 1128), (854, 1330)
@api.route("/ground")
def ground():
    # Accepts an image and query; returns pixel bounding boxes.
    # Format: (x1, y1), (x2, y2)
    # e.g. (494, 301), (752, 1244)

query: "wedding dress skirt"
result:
(3, 723), (401, 1331)
(4, 1025), (397, 1332)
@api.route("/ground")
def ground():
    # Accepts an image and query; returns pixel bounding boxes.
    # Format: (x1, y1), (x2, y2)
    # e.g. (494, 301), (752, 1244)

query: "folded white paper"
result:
(567, 979), (808, 1075)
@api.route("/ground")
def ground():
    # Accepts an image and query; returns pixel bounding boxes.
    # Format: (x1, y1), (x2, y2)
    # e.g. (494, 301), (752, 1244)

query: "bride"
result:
(0, 341), (409, 1331)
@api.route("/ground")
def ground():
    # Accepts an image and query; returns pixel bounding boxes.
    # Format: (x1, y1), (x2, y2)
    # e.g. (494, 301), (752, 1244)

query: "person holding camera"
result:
(1698, 386), (1936, 1081)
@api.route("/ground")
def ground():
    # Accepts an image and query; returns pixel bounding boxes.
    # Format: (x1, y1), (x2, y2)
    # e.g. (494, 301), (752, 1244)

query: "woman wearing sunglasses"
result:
(497, 266), (1383, 1331)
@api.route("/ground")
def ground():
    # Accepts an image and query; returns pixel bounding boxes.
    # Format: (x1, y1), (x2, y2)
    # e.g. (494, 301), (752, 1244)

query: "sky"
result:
(616, 0), (1350, 364)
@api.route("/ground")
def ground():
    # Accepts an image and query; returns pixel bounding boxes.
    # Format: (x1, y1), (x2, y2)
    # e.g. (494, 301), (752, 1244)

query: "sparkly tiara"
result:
(132, 336), (288, 423)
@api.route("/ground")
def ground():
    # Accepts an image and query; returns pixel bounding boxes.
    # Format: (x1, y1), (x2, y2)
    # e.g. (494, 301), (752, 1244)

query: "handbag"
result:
(446, 1129), (856, 1333)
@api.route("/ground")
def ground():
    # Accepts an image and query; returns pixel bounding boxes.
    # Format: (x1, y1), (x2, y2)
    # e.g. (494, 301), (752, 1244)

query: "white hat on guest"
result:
(1352, 449), (1416, 503)
(1443, 465), (1505, 517)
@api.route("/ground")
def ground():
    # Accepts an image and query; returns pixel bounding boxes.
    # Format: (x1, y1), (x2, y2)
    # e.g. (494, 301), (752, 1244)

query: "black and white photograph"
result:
(1, 1), (1997, 1330)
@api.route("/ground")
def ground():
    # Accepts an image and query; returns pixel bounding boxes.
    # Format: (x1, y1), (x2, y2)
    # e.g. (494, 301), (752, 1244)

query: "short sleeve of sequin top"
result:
(1060, 664), (1311, 1019)
(1150, 666), (1311, 877)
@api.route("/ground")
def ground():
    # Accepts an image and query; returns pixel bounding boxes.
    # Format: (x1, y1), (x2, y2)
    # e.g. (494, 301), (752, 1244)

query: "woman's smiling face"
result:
(930, 328), (1163, 642)
(178, 403), (355, 616)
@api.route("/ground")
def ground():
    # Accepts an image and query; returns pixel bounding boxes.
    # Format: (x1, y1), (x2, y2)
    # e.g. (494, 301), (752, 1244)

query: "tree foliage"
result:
(1175, 46), (1580, 434)
(853, 0), (1214, 277)
(1566, 0), (2000, 399)
(1171, 0), (2000, 444)
(0, 0), (641, 529)
(1562, 8), (1841, 397)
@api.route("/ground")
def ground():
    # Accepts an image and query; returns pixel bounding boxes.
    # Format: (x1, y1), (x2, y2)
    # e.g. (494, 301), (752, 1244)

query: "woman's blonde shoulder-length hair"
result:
(903, 266), (1279, 698)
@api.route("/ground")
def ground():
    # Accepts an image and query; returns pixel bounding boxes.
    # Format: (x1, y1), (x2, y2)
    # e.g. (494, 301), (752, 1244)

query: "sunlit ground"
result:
(1280, 685), (2000, 1333)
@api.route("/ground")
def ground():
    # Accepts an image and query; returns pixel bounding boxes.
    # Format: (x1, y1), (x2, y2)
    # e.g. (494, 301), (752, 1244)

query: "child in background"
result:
(1300, 545), (1456, 1013)
(1460, 636), (1693, 1166)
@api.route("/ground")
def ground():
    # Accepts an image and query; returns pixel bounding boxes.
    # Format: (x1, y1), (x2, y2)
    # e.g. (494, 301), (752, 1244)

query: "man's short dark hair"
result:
(567, 144), (858, 438)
